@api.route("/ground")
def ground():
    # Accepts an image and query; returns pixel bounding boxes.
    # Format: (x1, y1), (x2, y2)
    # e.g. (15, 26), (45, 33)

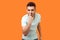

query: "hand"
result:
(39, 37), (42, 40)
(27, 15), (33, 25)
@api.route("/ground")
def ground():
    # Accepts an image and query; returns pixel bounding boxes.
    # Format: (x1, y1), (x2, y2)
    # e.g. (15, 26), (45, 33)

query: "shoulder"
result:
(36, 13), (41, 19)
(35, 13), (41, 23)
(22, 14), (28, 20)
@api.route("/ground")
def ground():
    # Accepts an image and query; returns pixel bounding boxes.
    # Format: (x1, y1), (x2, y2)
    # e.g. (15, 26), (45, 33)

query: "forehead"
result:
(27, 6), (35, 9)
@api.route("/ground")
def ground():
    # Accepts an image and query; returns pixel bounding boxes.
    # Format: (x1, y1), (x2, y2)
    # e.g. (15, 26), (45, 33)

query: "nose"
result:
(30, 11), (32, 14)
(29, 11), (32, 16)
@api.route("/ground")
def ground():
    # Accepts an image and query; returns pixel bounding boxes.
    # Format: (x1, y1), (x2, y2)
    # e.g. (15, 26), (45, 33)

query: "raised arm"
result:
(22, 16), (33, 36)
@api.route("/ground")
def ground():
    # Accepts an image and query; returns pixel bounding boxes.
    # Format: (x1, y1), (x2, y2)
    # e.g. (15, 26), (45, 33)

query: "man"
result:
(21, 2), (42, 40)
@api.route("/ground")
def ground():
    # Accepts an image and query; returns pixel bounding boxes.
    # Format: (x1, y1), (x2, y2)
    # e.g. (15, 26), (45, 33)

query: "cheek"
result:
(26, 10), (29, 13)
(28, 11), (30, 13)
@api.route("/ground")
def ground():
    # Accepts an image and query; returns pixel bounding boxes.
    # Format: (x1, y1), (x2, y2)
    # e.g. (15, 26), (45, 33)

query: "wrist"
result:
(27, 22), (31, 26)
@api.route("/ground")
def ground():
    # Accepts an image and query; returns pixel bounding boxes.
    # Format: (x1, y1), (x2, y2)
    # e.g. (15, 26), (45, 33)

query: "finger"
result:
(28, 13), (31, 16)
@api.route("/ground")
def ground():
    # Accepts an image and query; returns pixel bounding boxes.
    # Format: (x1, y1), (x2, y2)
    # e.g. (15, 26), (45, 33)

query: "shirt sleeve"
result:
(21, 16), (27, 27)
(38, 14), (41, 23)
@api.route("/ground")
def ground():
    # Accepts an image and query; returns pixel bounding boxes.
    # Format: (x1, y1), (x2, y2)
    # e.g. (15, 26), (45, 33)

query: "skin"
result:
(22, 6), (41, 40)
(37, 23), (42, 40)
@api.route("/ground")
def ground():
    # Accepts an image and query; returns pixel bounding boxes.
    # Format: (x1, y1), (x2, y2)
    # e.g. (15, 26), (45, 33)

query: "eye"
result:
(28, 9), (30, 11)
(31, 9), (34, 11)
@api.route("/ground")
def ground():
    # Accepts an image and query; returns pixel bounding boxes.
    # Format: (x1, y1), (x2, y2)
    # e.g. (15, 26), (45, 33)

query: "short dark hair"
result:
(27, 2), (36, 8)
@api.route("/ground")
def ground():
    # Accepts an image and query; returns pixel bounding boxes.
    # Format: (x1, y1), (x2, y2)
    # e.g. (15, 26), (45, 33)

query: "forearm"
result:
(38, 29), (41, 38)
(22, 23), (31, 36)
(38, 27), (42, 40)
(22, 16), (33, 36)
(37, 23), (42, 40)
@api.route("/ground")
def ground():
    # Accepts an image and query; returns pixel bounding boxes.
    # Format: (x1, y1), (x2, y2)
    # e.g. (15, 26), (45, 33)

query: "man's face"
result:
(26, 6), (36, 17)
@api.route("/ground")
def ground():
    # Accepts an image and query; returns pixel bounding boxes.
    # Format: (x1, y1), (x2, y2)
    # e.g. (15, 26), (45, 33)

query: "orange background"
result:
(0, 0), (60, 40)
